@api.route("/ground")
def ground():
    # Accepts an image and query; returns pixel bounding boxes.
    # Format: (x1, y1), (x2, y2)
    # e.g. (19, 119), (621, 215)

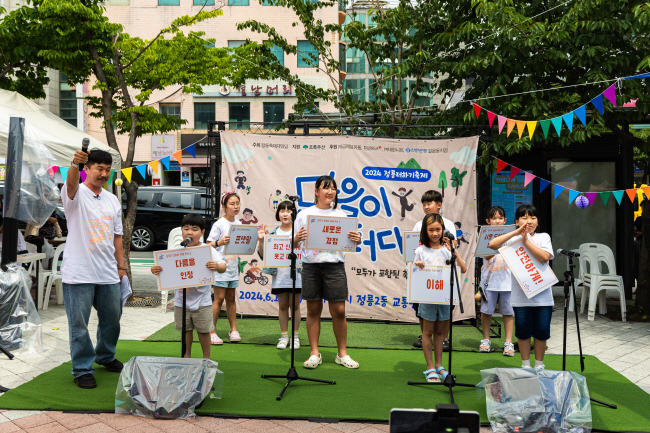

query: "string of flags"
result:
(495, 158), (649, 208)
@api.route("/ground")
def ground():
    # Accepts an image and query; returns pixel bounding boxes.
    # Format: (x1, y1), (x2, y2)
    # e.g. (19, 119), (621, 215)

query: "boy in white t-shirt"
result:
(151, 214), (226, 359)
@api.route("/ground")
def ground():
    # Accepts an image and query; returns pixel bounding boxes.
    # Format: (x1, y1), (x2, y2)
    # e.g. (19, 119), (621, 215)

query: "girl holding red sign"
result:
(413, 213), (467, 383)
(487, 204), (554, 371)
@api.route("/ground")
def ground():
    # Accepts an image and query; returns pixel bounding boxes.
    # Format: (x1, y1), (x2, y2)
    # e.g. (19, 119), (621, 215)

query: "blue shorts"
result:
(214, 280), (239, 289)
(481, 291), (514, 316)
(418, 304), (450, 322)
(513, 306), (553, 340)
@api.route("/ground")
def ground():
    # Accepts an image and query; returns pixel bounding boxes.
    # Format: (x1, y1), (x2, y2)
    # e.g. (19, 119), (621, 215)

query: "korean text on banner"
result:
(154, 245), (215, 291)
(407, 263), (459, 305)
(306, 216), (358, 252)
(499, 239), (558, 298)
(403, 231), (421, 263)
(224, 225), (259, 256)
(474, 225), (516, 257)
(263, 235), (303, 268)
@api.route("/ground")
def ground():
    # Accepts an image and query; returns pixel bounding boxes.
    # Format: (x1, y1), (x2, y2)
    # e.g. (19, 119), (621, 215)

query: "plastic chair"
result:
(161, 227), (183, 312)
(41, 243), (65, 310)
(578, 243), (626, 321)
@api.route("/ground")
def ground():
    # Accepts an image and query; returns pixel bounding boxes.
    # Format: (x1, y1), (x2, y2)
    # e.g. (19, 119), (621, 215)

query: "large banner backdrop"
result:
(220, 132), (478, 322)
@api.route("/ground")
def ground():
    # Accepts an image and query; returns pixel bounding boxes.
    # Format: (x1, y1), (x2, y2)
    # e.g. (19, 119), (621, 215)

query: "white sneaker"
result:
(276, 336), (289, 350)
(534, 363), (545, 372)
(292, 336), (300, 350)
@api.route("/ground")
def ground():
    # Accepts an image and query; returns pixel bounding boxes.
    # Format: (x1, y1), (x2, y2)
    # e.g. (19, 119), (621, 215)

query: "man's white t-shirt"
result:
(504, 232), (555, 307)
(294, 206), (348, 264)
(272, 226), (303, 289)
(61, 183), (123, 285)
(413, 215), (455, 235)
(173, 243), (225, 310)
(207, 217), (241, 281)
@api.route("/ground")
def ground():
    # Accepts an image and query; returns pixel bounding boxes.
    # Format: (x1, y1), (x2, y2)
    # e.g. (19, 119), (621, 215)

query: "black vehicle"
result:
(125, 186), (214, 251)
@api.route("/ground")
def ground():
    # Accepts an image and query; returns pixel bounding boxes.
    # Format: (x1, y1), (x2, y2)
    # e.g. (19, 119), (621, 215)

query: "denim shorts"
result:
(301, 262), (348, 302)
(481, 291), (514, 316)
(214, 280), (239, 289)
(513, 306), (553, 340)
(418, 303), (451, 322)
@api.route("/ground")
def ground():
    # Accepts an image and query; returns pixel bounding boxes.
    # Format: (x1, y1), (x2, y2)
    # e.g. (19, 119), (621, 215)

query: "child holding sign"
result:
(294, 175), (362, 370)
(479, 206), (515, 356)
(413, 214), (467, 383)
(151, 214), (226, 359)
(206, 192), (243, 345)
(487, 204), (554, 371)
(257, 200), (303, 350)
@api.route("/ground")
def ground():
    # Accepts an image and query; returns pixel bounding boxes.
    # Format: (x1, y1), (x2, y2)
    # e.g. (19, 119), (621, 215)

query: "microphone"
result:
(287, 195), (301, 202)
(79, 137), (90, 172)
(557, 249), (580, 257)
(180, 237), (192, 247)
(443, 229), (456, 240)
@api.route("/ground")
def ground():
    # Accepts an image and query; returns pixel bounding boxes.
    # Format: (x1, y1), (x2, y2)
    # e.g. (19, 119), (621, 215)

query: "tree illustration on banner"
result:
(451, 167), (467, 195)
(439, 170), (448, 197)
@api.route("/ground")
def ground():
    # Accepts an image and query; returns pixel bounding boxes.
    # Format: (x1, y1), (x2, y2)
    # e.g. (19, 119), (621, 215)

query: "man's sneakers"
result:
(97, 358), (123, 372)
(74, 373), (97, 389)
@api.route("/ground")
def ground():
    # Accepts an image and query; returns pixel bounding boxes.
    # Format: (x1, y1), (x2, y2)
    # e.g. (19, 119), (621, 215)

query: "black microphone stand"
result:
(408, 239), (474, 404)
(262, 197), (335, 400)
(181, 288), (187, 358)
(562, 256), (616, 409)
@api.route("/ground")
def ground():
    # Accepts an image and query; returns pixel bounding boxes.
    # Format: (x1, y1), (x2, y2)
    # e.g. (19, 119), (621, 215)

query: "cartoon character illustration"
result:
(391, 187), (415, 221)
(235, 170), (247, 190)
(239, 208), (259, 225)
(270, 189), (282, 209)
(455, 221), (470, 247)
(243, 259), (268, 285)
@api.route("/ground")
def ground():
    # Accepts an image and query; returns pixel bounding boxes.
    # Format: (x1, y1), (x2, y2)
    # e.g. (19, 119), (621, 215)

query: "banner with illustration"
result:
(219, 132), (478, 322)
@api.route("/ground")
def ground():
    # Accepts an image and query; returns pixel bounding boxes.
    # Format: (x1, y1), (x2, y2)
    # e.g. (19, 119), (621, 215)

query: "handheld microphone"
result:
(287, 195), (301, 202)
(443, 229), (456, 240)
(557, 249), (580, 257)
(180, 237), (192, 247)
(79, 137), (90, 171)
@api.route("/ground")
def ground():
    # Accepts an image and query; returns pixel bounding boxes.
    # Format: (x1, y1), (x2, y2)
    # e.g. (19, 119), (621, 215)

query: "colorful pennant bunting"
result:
(591, 94), (604, 115)
(551, 117), (562, 137)
(497, 159), (508, 173)
(626, 189), (638, 203)
(160, 155), (171, 170)
(612, 190), (624, 205)
(516, 120), (526, 139)
(523, 172), (536, 187)
(562, 112), (574, 133)
(585, 192), (597, 207)
(526, 121), (537, 140)
(80, 171), (86, 182)
(498, 116), (507, 134)
(554, 185), (565, 199)
(186, 144), (196, 158)
(539, 179), (550, 193)
(568, 189), (579, 204)
(473, 103), (481, 119)
(487, 111), (496, 128)
(603, 84), (617, 107)
(172, 150), (183, 165)
(506, 119), (516, 137)
(575, 105), (587, 126)
(136, 164), (147, 180)
(148, 160), (159, 174)
(122, 167), (133, 183)
(60, 167), (69, 182)
(539, 120), (551, 139)
(599, 191), (610, 206)
(510, 166), (521, 179)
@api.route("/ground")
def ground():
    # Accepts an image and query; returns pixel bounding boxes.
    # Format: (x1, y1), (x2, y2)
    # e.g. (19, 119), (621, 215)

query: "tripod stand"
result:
(562, 256), (617, 409)
(408, 239), (474, 404)
(262, 198), (335, 400)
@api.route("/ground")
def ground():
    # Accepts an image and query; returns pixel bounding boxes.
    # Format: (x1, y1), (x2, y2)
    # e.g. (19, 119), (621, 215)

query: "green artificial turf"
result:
(145, 316), (516, 353)
(0, 340), (648, 432)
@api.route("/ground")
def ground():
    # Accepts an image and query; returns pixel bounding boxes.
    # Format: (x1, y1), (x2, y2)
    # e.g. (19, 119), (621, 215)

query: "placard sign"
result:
(407, 263), (458, 305)
(154, 245), (215, 291)
(224, 225), (259, 255)
(499, 239), (558, 298)
(263, 235), (303, 268)
(403, 231), (421, 263)
(305, 216), (358, 252)
(474, 225), (516, 257)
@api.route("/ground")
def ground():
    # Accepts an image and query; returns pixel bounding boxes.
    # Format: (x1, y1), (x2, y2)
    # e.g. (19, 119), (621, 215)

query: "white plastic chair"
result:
(578, 243), (626, 321)
(161, 227), (183, 312)
(41, 243), (65, 310)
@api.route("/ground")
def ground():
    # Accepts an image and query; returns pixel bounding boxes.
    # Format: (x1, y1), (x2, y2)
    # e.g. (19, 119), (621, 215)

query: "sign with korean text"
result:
(474, 225), (516, 257)
(407, 264), (458, 305)
(224, 225), (259, 255)
(154, 245), (214, 291)
(499, 239), (558, 298)
(306, 216), (358, 252)
(403, 231), (421, 263)
(263, 235), (303, 268)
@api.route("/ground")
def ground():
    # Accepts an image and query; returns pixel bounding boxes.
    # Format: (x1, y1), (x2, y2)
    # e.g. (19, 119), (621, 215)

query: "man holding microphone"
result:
(62, 146), (126, 389)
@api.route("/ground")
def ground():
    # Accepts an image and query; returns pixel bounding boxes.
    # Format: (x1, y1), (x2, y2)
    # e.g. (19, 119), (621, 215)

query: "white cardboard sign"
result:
(224, 225), (259, 255)
(402, 231), (421, 263)
(474, 224), (516, 257)
(499, 239), (558, 298)
(262, 235), (303, 268)
(407, 263), (459, 305)
(154, 245), (215, 291)
(305, 215), (358, 252)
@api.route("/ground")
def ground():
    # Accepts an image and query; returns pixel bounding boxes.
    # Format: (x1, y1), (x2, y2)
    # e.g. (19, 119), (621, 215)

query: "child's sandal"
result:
(503, 341), (515, 357)
(479, 339), (491, 352)
(423, 368), (440, 383)
(435, 366), (449, 381)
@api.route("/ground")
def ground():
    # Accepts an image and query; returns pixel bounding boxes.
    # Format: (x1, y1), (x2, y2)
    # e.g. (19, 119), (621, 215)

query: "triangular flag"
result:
(585, 192), (597, 207)
(539, 179), (550, 193)
(122, 167), (133, 183)
(48, 166), (59, 177)
(498, 116), (507, 134)
(487, 111), (496, 128)
(526, 121), (537, 140)
(599, 191), (610, 206)
(59, 167), (69, 182)
(516, 120), (526, 139)
(472, 102), (481, 119)
(108, 170), (114, 186)
(612, 190), (624, 205)
(539, 120), (551, 139)
(643, 186), (650, 199)
(136, 164), (147, 180)
(497, 159), (508, 174)
(568, 189), (580, 204)
(524, 172), (536, 187)
(603, 83), (617, 107)
(510, 166), (521, 179)
(551, 117), (563, 137)
(575, 105), (587, 126)
(554, 184), (566, 199)
(172, 150), (183, 165)
(148, 160), (160, 174)
(80, 171), (86, 182)
(562, 112), (574, 133)
(591, 94), (604, 115)
(626, 188), (638, 203)
(506, 119), (516, 137)
(160, 155), (171, 170)
(185, 144), (196, 158)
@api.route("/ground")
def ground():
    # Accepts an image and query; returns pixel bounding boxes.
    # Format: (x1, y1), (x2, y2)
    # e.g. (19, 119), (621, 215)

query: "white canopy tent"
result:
(0, 89), (121, 170)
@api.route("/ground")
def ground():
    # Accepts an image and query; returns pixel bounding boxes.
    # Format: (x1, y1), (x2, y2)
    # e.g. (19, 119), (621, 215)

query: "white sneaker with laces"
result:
(292, 336), (300, 350)
(276, 336), (289, 350)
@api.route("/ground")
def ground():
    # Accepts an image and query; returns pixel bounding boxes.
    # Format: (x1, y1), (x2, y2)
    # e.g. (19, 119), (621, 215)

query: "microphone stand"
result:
(262, 196), (335, 400)
(181, 288), (187, 358)
(408, 239), (474, 404)
(562, 256), (616, 409)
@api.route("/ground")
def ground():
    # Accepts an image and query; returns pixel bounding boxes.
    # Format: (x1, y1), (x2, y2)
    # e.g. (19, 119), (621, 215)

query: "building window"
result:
(297, 40), (318, 68)
(193, 0), (214, 4)
(158, 0), (180, 5)
(344, 79), (366, 103)
(228, 40), (246, 49)
(160, 103), (181, 119)
(265, 41), (284, 66)
(345, 46), (365, 74)
(228, 0), (249, 5)
(194, 103), (215, 130)
(60, 73), (77, 127)
(229, 102), (250, 130)
(263, 102), (284, 127)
